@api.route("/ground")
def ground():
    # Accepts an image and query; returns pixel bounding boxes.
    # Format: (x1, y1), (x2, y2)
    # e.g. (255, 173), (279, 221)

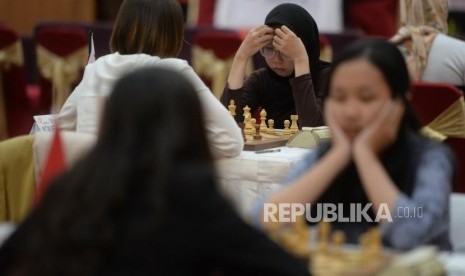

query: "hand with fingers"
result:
(237, 25), (274, 60)
(272, 26), (308, 62)
(353, 99), (405, 155)
(325, 100), (351, 162)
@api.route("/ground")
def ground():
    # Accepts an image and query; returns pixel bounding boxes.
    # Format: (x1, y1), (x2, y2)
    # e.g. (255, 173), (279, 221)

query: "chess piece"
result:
(259, 109), (268, 132)
(253, 122), (262, 140)
(294, 215), (308, 238)
(317, 221), (331, 254)
(244, 113), (254, 135)
(332, 230), (346, 257)
(367, 228), (383, 258)
(267, 119), (276, 135)
(359, 232), (370, 258)
(282, 120), (292, 135)
(266, 220), (282, 241)
(279, 229), (297, 252)
(228, 99), (236, 117)
(269, 216), (310, 261)
(243, 105), (251, 123)
(293, 215), (310, 258)
(290, 115), (299, 134)
(237, 122), (247, 142)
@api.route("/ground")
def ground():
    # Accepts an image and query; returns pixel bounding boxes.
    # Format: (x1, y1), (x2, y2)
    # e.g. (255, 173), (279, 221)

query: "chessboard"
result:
(228, 101), (299, 151)
(243, 131), (291, 151)
(265, 217), (395, 276)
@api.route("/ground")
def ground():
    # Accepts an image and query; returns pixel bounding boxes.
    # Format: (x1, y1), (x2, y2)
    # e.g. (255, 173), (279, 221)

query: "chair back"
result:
(0, 25), (34, 140)
(319, 34), (333, 62)
(0, 135), (35, 223)
(411, 82), (463, 125)
(411, 82), (465, 192)
(179, 26), (215, 64)
(186, 0), (216, 27)
(192, 29), (253, 99)
(36, 26), (88, 114)
(322, 31), (363, 59)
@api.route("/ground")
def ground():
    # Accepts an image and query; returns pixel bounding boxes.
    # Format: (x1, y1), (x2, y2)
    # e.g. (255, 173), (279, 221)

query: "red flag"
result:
(35, 129), (67, 204)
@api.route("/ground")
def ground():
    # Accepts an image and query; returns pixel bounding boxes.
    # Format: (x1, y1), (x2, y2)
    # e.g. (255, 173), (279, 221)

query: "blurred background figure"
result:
(255, 39), (455, 251)
(58, 0), (243, 158)
(0, 67), (310, 276)
(390, 0), (465, 90)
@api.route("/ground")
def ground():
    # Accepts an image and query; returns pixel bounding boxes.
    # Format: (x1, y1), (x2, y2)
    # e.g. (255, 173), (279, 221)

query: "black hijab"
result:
(264, 3), (330, 84)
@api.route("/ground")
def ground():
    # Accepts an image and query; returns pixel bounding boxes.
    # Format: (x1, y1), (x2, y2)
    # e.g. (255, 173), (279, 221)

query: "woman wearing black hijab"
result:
(221, 3), (331, 129)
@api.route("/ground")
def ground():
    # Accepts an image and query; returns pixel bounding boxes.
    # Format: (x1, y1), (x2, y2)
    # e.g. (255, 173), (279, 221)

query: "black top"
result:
(221, 3), (331, 129)
(310, 130), (455, 248)
(221, 69), (329, 129)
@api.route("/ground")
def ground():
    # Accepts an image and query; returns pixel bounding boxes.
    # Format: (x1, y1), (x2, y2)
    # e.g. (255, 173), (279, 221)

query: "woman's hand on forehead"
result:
(272, 26), (308, 61)
(238, 25), (274, 58)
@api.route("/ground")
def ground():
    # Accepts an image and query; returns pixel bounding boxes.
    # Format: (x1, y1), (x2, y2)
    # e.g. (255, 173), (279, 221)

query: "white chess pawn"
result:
(250, 118), (256, 127)
(267, 119), (276, 135)
(282, 120), (291, 135)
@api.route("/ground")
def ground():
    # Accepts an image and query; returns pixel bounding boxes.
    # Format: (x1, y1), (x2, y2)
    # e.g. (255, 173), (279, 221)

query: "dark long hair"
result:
(110, 0), (184, 57)
(315, 39), (424, 243)
(0, 67), (214, 275)
(326, 38), (420, 131)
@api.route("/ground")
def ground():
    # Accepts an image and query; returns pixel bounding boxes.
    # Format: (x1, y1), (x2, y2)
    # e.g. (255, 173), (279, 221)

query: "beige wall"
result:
(0, 0), (95, 35)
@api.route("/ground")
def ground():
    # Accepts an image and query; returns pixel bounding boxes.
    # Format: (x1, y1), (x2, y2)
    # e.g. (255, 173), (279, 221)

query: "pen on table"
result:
(254, 148), (281, 154)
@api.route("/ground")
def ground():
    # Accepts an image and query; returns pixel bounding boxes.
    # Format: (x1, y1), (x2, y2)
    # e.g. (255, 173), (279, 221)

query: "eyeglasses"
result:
(260, 45), (292, 60)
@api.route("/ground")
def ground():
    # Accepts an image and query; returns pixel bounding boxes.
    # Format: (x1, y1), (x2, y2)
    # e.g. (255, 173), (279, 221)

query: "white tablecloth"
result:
(216, 146), (311, 216)
(213, 0), (343, 33)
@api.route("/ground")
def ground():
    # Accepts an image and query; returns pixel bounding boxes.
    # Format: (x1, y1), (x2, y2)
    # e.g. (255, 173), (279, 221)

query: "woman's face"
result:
(262, 45), (295, 77)
(328, 58), (392, 141)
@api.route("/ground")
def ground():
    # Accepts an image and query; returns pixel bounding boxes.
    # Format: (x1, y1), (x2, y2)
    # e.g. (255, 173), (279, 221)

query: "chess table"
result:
(216, 146), (311, 216)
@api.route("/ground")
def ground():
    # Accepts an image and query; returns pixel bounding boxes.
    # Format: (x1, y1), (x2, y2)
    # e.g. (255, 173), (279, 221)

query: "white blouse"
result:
(58, 53), (244, 158)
